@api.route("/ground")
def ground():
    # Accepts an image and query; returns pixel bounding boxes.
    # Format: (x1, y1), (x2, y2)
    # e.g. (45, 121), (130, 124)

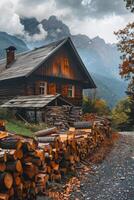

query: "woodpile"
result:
(0, 134), (39, 200)
(45, 106), (71, 131)
(45, 106), (82, 132)
(69, 106), (82, 126)
(0, 118), (111, 199)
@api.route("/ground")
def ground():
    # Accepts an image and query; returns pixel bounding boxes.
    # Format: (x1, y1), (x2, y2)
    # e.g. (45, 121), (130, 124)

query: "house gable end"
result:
(28, 38), (96, 88)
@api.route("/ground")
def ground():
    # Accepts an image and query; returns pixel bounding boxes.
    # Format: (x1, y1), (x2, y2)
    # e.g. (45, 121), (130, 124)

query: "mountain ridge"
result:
(0, 31), (28, 59)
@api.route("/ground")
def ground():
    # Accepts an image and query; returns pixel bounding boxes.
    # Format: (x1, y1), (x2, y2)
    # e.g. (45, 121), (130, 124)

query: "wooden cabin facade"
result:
(0, 37), (96, 106)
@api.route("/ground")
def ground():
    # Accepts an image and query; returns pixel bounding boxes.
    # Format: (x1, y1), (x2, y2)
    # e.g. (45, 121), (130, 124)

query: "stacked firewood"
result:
(45, 106), (82, 131)
(69, 107), (82, 126)
(0, 134), (41, 200)
(45, 106), (71, 131)
(0, 118), (111, 199)
(35, 128), (79, 182)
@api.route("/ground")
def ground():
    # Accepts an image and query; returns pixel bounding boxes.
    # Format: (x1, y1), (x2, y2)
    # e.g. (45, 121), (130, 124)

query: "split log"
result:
(74, 121), (92, 129)
(38, 136), (59, 143)
(6, 160), (23, 173)
(23, 163), (38, 179)
(13, 173), (21, 186)
(6, 150), (17, 161)
(38, 143), (53, 154)
(0, 138), (22, 150)
(35, 150), (44, 161)
(0, 172), (13, 190)
(16, 150), (24, 160)
(0, 132), (8, 139)
(0, 150), (7, 162)
(50, 161), (59, 171)
(0, 193), (9, 200)
(0, 163), (6, 172)
(34, 127), (57, 137)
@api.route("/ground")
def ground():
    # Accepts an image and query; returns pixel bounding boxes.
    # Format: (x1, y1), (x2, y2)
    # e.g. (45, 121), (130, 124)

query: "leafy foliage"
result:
(115, 22), (134, 129)
(124, 0), (134, 12)
(82, 97), (96, 114)
(115, 22), (134, 97)
(112, 97), (133, 130)
(94, 99), (110, 116)
(82, 97), (110, 116)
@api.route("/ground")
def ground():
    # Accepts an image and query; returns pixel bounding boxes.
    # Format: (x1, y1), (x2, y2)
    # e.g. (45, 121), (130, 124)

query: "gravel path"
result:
(80, 132), (134, 200)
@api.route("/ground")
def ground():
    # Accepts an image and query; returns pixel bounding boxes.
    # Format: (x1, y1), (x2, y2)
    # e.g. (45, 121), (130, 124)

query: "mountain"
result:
(0, 32), (28, 59)
(85, 73), (127, 107)
(0, 16), (126, 107)
(19, 16), (126, 107)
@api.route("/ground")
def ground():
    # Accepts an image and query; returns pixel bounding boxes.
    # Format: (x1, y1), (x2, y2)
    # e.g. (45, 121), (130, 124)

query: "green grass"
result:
(6, 121), (33, 137)
(5, 119), (48, 137)
(0, 108), (48, 137)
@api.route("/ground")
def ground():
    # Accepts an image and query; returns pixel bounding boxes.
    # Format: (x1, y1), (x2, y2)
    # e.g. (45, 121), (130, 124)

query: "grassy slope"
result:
(0, 109), (46, 137)
(4, 119), (47, 137)
(6, 120), (33, 137)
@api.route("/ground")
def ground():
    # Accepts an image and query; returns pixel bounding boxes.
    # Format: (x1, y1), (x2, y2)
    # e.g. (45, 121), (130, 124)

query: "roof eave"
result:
(67, 37), (97, 88)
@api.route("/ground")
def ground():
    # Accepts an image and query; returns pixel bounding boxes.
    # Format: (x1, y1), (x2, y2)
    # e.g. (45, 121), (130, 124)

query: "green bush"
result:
(82, 97), (110, 116)
(112, 97), (134, 131)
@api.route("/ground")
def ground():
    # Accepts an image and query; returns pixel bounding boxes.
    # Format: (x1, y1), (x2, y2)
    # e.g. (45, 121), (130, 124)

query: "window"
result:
(39, 82), (47, 95)
(68, 85), (75, 98)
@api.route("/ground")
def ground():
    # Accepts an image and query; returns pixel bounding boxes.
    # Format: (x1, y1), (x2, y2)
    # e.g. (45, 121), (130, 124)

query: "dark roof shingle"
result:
(0, 37), (96, 88)
(0, 38), (67, 81)
(1, 94), (72, 108)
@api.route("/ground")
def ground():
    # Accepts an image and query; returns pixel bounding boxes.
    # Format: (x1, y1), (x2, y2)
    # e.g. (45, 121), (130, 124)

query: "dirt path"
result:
(78, 132), (134, 200)
(37, 132), (134, 200)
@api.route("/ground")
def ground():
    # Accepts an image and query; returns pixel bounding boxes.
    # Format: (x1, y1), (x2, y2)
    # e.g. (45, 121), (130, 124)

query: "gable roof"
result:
(1, 94), (73, 109)
(0, 37), (96, 88)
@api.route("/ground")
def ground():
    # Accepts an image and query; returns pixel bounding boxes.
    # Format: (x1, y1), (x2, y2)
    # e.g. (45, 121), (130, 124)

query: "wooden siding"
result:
(25, 78), (83, 106)
(35, 45), (86, 81)
(0, 79), (26, 103)
(30, 44), (84, 105)
(0, 44), (85, 106)
(48, 83), (56, 95)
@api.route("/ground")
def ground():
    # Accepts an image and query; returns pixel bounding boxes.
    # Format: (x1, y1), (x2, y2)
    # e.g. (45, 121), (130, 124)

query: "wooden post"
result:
(34, 108), (37, 123)
(55, 99), (58, 106)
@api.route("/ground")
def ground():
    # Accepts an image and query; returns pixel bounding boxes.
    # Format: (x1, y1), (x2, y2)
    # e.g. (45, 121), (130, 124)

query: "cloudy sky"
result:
(0, 0), (133, 43)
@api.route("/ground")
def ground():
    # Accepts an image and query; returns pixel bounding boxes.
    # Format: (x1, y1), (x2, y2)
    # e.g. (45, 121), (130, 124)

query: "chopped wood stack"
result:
(35, 127), (79, 182)
(69, 107), (82, 126)
(0, 118), (111, 199)
(45, 106), (71, 131)
(0, 134), (39, 200)
(45, 106), (82, 132)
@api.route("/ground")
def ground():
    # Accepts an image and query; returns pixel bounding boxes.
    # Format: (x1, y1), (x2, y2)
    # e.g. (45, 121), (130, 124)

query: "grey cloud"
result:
(89, 0), (128, 16)
(55, 0), (129, 18)
(17, 0), (130, 20)
(18, 0), (47, 6)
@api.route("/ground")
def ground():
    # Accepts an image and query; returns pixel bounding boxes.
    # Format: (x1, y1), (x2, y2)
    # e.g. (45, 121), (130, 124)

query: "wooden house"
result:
(0, 37), (96, 126)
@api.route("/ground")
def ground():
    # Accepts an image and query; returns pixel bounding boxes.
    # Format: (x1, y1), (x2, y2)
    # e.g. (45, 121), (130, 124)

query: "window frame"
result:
(39, 81), (47, 95)
(68, 85), (75, 98)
